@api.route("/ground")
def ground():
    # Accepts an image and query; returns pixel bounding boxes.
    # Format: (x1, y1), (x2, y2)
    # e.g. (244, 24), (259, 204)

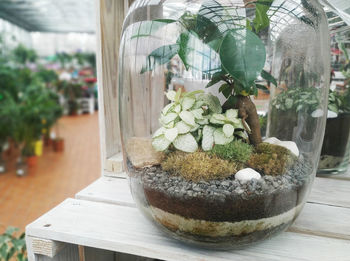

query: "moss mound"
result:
(162, 151), (238, 182)
(247, 143), (296, 176)
(211, 140), (253, 163)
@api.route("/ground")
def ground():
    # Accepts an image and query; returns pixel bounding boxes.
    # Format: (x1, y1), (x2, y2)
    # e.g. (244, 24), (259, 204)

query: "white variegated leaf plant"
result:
(152, 89), (249, 153)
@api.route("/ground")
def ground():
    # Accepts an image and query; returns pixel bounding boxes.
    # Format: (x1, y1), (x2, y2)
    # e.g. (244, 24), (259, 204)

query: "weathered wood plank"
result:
(290, 203), (350, 240)
(105, 153), (124, 173)
(35, 244), (79, 261)
(31, 237), (66, 258)
(26, 198), (350, 261)
(309, 177), (350, 208)
(76, 176), (134, 207)
(96, 0), (126, 173)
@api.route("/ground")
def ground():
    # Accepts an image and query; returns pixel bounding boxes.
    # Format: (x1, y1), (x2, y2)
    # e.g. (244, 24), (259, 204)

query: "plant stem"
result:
(234, 95), (262, 146)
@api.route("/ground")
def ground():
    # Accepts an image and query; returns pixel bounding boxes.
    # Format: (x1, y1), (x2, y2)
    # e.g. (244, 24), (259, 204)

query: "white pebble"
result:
(327, 110), (338, 119)
(311, 109), (324, 118)
(278, 141), (299, 157)
(264, 137), (299, 157)
(235, 168), (261, 183)
(264, 137), (280, 145)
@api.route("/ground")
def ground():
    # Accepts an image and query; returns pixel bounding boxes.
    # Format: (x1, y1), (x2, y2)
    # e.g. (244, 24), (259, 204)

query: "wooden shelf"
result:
(26, 175), (350, 261)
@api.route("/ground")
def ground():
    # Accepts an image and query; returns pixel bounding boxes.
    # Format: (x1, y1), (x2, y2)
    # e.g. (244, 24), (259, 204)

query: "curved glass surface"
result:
(118, 0), (330, 248)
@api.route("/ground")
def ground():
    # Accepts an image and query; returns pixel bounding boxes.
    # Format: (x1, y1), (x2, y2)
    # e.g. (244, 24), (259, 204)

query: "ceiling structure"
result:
(0, 0), (95, 33)
(0, 0), (349, 34)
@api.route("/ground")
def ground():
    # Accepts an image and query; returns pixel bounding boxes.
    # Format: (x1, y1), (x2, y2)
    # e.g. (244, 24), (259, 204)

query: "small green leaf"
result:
(225, 109), (238, 121)
(165, 91), (176, 102)
(206, 71), (225, 88)
(141, 44), (179, 73)
(164, 127), (178, 142)
(218, 83), (232, 98)
(252, 0), (273, 33)
(222, 95), (238, 109)
(198, 93), (222, 113)
(179, 111), (196, 126)
(5, 227), (18, 236)
(152, 127), (166, 138)
(214, 128), (234, 145)
(152, 135), (171, 151)
(223, 124), (234, 138)
(255, 83), (269, 91)
(261, 70), (277, 86)
(210, 113), (226, 125)
(177, 32), (190, 70)
(173, 133), (198, 152)
(175, 88), (182, 103)
(175, 121), (192, 134)
(190, 108), (204, 119)
(202, 125), (215, 151)
(181, 97), (195, 110)
(160, 113), (178, 125)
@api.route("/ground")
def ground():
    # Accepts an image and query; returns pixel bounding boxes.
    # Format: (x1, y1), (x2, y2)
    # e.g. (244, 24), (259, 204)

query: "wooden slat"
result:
(96, 0), (126, 172)
(309, 177), (350, 208)
(105, 153), (124, 174)
(31, 237), (66, 258)
(26, 198), (350, 261)
(290, 203), (350, 240)
(76, 176), (134, 207)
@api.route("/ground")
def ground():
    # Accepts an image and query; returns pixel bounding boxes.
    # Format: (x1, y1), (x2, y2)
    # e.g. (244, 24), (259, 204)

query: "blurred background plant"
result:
(0, 227), (27, 261)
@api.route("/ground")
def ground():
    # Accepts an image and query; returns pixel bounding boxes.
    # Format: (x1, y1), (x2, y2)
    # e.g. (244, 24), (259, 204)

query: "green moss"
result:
(247, 143), (296, 176)
(162, 151), (238, 182)
(211, 140), (253, 163)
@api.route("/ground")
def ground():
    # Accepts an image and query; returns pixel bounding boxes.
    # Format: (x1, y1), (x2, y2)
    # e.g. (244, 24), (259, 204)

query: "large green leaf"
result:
(175, 32), (221, 73)
(141, 44), (179, 73)
(219, 29), (266, 89)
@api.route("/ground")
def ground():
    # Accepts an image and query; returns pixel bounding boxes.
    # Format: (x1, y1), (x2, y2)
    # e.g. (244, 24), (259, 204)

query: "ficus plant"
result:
(134, 0), (278, 146)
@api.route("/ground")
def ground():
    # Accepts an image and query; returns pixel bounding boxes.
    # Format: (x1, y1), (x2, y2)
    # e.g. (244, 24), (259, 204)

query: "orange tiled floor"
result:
(0, 113), (101, 232)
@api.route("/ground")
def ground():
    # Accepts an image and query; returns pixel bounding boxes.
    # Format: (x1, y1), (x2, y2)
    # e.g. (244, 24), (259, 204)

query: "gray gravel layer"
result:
(131, 157), (313, 201)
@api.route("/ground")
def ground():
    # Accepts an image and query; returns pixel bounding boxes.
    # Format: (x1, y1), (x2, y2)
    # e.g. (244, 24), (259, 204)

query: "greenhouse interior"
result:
(0, 0), (350, 260)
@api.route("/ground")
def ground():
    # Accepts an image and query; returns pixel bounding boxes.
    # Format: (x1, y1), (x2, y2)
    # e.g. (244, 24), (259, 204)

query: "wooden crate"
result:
(25, 0), (350, 260)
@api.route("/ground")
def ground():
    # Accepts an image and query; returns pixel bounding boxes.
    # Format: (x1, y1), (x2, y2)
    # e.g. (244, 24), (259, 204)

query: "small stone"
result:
(327, 110), (338, 119)
(221, 180), (231, 187)
(264, 137), (299, 157)
(235, 168), (261, 183)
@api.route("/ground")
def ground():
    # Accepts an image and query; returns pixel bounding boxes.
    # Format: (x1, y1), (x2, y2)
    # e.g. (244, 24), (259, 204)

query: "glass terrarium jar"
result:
(119, 0), (330, 248)
(318, 86), (350, 174)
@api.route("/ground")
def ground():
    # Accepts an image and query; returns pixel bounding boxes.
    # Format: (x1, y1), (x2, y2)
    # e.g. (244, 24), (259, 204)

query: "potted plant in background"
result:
(56, 80), (83, 115)
(8, 83), (62, 175)
(318, 87), (350, 174)
(119, 0), (330, 248)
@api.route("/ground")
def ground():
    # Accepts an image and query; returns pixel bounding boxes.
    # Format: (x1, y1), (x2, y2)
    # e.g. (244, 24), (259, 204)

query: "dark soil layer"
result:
(130, 157), (312, 222)
(321, 113), (350, 157)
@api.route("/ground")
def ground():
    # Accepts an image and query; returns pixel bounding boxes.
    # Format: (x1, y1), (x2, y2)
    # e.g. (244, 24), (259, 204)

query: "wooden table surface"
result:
(26, 171), (350, 261)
